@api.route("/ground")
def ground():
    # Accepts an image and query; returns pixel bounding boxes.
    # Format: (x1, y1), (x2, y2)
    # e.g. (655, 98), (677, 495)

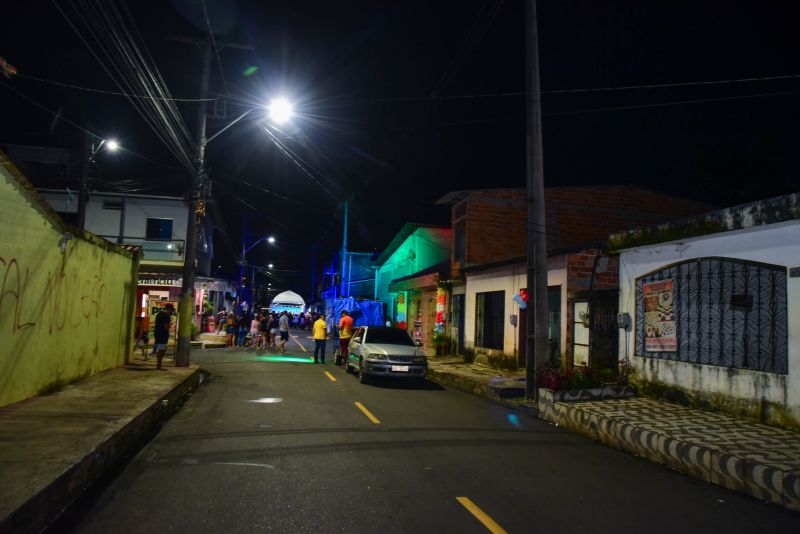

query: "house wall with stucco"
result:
(0, 153), (139, 407)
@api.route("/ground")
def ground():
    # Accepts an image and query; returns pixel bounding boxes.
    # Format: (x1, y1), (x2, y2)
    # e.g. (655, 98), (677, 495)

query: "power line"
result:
(16, 73), (215, 101)
(546, 89), (800, 116)
(200, 0), (229, 95)
(361, 73), (800, 102)
(0, 79), (179, 170)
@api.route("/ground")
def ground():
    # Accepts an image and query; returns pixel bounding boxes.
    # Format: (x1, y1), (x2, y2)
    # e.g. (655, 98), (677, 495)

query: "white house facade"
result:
(614, 194), (800, 430)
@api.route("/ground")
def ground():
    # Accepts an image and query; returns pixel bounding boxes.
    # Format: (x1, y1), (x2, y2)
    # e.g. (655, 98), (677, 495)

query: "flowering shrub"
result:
(537, 363), (627, 391)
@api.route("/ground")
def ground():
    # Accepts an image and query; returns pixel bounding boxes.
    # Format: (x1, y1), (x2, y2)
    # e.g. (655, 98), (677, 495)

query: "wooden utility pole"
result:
(525, 0), (549, 400)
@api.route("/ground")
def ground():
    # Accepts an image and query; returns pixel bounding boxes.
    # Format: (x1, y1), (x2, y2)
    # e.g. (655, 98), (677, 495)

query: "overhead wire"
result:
(200, 0), (229, 95)
(15, 73), (215, 101)
(0, 79), (180, 171)
(223, 175), (331, 214)
(53, 0), (197, 172)
(258, 123), (340, 201)
(360, 73), (800, 102)
(546, 89), (800, 116)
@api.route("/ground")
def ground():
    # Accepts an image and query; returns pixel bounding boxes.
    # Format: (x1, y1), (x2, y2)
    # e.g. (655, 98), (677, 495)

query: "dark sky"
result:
(2, 0), (799, 295)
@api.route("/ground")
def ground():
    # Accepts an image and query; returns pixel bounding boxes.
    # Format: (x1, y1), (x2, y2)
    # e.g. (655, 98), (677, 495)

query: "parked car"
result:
(345, 326), (427, 383)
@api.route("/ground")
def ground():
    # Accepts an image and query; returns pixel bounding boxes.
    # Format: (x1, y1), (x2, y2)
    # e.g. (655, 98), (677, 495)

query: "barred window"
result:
(635, 257), (788, 374)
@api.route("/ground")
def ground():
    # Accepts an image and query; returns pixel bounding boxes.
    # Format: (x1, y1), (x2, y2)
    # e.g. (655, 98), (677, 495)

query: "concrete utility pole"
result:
(77, 133), (92, 230)
(171, 35), (252, 367)
(525, 0), (549, 400)
(175, 39), (212, 367)
(340, 200), (348, 298)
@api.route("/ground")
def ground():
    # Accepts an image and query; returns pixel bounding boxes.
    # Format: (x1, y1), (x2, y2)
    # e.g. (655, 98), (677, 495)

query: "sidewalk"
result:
(0, 356), (202, 533)
(425, 357), (800, 511)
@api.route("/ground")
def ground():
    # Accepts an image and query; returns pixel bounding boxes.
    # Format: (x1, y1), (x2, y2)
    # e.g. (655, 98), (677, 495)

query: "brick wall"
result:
(450, 186), (711, 269)
(564, 249), (620, 368)
(465, 190), (526, 266)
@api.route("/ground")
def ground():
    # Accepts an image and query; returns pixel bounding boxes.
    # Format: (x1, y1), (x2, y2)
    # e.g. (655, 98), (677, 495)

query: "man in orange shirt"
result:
(337, 310), (354, 366)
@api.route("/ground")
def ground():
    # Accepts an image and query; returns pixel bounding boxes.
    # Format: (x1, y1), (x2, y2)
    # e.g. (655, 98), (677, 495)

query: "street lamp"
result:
(78, 136), (122, 230)
(267, 263), (274, 269)
(268, 98), (293, 124)
(239, 235), (276, 314)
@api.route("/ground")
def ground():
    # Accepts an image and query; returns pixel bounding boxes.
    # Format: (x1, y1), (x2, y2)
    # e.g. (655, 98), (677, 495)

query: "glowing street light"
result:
(267, 263), (274, 269)
(267, 236), (276, 244)
(268, 98), (293, 123)
(105, 139), (120, 151)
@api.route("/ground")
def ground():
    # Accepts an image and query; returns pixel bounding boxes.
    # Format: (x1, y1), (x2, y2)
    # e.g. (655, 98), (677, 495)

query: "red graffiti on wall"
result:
(0, 256), (108, 335)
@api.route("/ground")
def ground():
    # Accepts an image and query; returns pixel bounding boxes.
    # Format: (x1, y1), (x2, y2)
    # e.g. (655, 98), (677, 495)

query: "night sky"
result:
(2, 0), (798, 296)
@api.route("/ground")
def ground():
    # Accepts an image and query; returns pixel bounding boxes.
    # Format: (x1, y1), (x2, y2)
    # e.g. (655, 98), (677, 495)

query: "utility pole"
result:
(310, 242), (317, 305)
(239, 212), (248, 312)
(171, 35), (252, 367)
(77, 133), (92, 230)
(175, 39), (212, 367)
(525, 0), (549, 400)
(340, 200), (348, 298)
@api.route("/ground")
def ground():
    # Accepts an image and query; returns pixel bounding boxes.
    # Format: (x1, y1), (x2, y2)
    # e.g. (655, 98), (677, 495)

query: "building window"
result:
(146, 218), (173, 240)
(476, 290), (504, 349)
(453, 219), (466, 267)
(635, 257), (788, 374)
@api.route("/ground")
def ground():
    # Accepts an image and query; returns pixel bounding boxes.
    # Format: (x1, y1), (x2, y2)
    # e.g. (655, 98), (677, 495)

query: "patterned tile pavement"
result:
(542, 397), (800, 509)
(574, 397), (800, 470)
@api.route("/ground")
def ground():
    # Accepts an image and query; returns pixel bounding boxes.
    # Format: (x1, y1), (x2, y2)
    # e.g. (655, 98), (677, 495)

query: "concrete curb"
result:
(540, 398), (800, 511)
(0, 368), (203, 534)
(425, 366), (538, 417)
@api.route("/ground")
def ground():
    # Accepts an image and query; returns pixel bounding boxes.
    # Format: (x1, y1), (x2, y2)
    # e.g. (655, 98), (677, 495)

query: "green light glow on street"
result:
(255, 355), (314, 364)
(243, 66), (258, 76)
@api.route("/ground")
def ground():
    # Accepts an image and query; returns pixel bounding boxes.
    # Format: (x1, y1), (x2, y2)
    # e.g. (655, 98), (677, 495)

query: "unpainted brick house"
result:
(436, 186), (712, 369)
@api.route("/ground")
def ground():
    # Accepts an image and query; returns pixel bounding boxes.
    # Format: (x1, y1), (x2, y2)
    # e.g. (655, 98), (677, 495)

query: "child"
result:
(134, 316), (149, 359)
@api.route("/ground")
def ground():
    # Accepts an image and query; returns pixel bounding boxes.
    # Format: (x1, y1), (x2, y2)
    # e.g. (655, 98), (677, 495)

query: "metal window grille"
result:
(635, 257), (788, 374)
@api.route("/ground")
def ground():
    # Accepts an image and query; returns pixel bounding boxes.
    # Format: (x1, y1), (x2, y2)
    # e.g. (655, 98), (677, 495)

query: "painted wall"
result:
(0, 160), (139, 407)
(464, 257), (567, 362)
(618, 220), (800, 428)
(375, 226), (451, 305)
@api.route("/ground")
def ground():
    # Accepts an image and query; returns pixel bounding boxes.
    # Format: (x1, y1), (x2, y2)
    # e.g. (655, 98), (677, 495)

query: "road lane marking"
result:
(324, 371), (337, 382)
(213, 462), (275, 469)
(290, 334), (308, 352)
(456, 497), (508, 534)
(355, 402), (381, 424)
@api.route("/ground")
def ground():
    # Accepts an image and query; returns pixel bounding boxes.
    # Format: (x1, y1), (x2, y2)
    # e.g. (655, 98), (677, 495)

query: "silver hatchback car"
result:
(345, 326), (427, 383)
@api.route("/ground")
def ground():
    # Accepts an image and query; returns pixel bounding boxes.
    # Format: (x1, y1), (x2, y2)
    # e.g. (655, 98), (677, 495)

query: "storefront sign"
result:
(139, 276), (181, 287)
(643, 279), (676, 352)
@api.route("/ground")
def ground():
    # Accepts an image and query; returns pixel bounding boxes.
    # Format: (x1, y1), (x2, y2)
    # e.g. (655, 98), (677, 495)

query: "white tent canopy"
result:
(269, 290), (306, 312)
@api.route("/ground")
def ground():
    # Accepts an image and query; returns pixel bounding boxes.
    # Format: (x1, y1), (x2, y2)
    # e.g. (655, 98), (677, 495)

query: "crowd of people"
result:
(215, 308), (324, 352)
(212, 307), (355, 367)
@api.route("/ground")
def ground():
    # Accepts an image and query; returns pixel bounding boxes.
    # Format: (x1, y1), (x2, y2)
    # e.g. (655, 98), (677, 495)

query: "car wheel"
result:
(358, 358), (368, 384)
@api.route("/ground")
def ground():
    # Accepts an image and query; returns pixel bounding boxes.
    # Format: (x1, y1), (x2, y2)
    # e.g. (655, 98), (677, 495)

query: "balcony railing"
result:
(99, 235), (185, 262)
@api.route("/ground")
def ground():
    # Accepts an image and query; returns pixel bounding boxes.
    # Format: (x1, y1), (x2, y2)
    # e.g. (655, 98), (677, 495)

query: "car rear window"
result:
(365, 328), (415, 346)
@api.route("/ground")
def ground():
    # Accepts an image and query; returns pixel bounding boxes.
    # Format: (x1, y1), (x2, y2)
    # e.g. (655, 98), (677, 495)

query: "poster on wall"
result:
(643, 279), (676, 352)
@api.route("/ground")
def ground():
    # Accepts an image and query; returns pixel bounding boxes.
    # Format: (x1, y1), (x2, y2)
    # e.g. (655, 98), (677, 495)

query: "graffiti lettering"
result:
(0, 257), (35, 332)
(0, 256), (109, 335)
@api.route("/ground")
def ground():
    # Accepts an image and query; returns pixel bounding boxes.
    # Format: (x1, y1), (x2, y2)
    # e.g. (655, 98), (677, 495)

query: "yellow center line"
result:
(324, 371), (337, 382)
(354, 402), (381, 424)
(456, 497), (508, 534)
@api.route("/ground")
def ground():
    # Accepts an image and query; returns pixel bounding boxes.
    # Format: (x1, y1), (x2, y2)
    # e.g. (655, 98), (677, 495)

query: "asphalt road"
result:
(69, 333), (800, 533)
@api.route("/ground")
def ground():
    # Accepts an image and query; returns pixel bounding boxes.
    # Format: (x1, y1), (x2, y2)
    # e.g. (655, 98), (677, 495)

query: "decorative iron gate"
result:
(635, 257), (788, 374)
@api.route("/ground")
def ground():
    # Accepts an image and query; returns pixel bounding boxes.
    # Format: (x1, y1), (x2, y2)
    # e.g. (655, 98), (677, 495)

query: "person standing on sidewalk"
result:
(312, 313), (327, 363)
(154, 304), (174, 370)
(278, 311), (290, 352)
(337, 309), (353, 366)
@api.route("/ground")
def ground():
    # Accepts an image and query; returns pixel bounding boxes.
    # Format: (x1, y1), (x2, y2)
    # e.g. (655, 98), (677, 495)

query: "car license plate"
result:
(391, 365), (409, 372)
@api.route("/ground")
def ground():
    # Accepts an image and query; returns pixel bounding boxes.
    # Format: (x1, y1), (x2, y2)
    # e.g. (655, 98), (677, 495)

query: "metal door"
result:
(588, 290), (619, 370)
